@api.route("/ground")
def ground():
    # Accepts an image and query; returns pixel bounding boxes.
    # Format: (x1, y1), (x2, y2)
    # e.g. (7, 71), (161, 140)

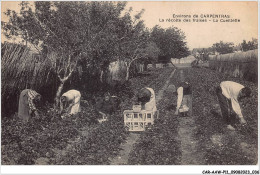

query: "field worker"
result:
(167, 84), (176, 93)
(96, 92), (121, 122)
(60, 90), (81, 115)
(136, 87), (157, 112)
(18, 89), (41, 122)
(174, 81), (193, 116)
(216, 81), (251, 130)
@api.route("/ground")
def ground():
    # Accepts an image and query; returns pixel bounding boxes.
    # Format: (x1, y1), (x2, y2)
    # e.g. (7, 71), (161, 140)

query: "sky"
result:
(1, 1), (258, 50)
(126, 1), (258, 49)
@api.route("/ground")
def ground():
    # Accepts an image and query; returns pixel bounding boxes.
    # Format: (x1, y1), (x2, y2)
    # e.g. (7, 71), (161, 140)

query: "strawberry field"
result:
(128, 67), (257, 165)
(1, 66), (258, 165)
(128, 70), (182, 165)
(1, 1), (257, 169)
(1, 68), (173, 165)
(188, 67), (258, 165)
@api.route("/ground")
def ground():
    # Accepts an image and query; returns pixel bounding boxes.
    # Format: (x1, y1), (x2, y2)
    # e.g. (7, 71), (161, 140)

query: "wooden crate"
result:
(123, 110), (158, 131)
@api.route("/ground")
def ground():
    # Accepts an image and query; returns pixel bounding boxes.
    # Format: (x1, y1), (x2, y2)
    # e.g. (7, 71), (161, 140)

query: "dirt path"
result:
(166, 66), (202, 164)
(157, 69), (176, 102)
(109, 133), (140, 165)
(178, 116), (205, 164)
(109, 68), (176, 165)
(175, 67), (205, 165)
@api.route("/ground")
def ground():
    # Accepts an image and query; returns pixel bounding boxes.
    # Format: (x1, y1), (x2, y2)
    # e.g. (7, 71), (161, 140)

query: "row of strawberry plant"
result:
(128, 69), (181, 165)
(53, 68), (176, 164)
(1, 67), (175, 165)
(187, 67), (257, 165)
(1, 104), (98, 164)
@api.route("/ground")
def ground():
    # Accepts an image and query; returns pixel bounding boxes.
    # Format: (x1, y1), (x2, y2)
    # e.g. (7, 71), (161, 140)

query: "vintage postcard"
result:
(1, 1), (258, 174)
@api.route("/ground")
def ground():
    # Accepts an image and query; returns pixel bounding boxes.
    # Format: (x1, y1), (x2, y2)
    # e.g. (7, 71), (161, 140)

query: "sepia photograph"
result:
(1, 0), (258, 174)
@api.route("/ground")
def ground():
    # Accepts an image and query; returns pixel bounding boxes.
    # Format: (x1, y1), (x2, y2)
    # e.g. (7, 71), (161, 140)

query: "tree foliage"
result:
(2, 1), (129, 107)
(2, 1), (189, 104)
(141, 41), (160, 62)
(212, 41), (234, 54)
(241, 38), (258, 52)
(150, 25), (189, 60)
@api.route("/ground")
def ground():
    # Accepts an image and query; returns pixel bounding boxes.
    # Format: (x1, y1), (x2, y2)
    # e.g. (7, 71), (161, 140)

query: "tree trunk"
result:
(54, 54), (78, 109)
(144, 62), (148, 71)
(125, 57), (140, 81)
(100, 70), (104, 83)
(54, 81), (65, 109)
(126, 66), (130, 81)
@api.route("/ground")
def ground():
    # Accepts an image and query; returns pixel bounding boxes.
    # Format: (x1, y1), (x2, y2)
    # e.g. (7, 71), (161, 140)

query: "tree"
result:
(74, 2), (128, 85)
(2, 1), (129, 108)
(150, 25), (189, 60)
(3, 2), (79, 108)
(114, 8), (151, 80)
(241, 38), (258, 52)
(212, 41), (234, 54)
(130, 41), (160, 72)
(141, 41), (160, 70)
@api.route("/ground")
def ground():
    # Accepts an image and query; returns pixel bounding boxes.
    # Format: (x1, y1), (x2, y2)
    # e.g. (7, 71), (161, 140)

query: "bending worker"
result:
(95, 92), (121, 122)
(60, 89), (81, 115)
(174, 81), (193, 116)
(216, 81), (251, 130)
(18, 89), (41, 122)
(136, 87), (157, 112)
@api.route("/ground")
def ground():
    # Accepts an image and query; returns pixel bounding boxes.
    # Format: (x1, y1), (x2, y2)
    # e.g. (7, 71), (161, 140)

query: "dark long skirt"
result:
(216, 86), (232, 125)
(18, 89), (31, 122)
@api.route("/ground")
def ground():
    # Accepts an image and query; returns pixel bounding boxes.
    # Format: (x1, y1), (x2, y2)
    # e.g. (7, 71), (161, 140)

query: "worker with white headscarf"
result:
(60, 90), (81, 115)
